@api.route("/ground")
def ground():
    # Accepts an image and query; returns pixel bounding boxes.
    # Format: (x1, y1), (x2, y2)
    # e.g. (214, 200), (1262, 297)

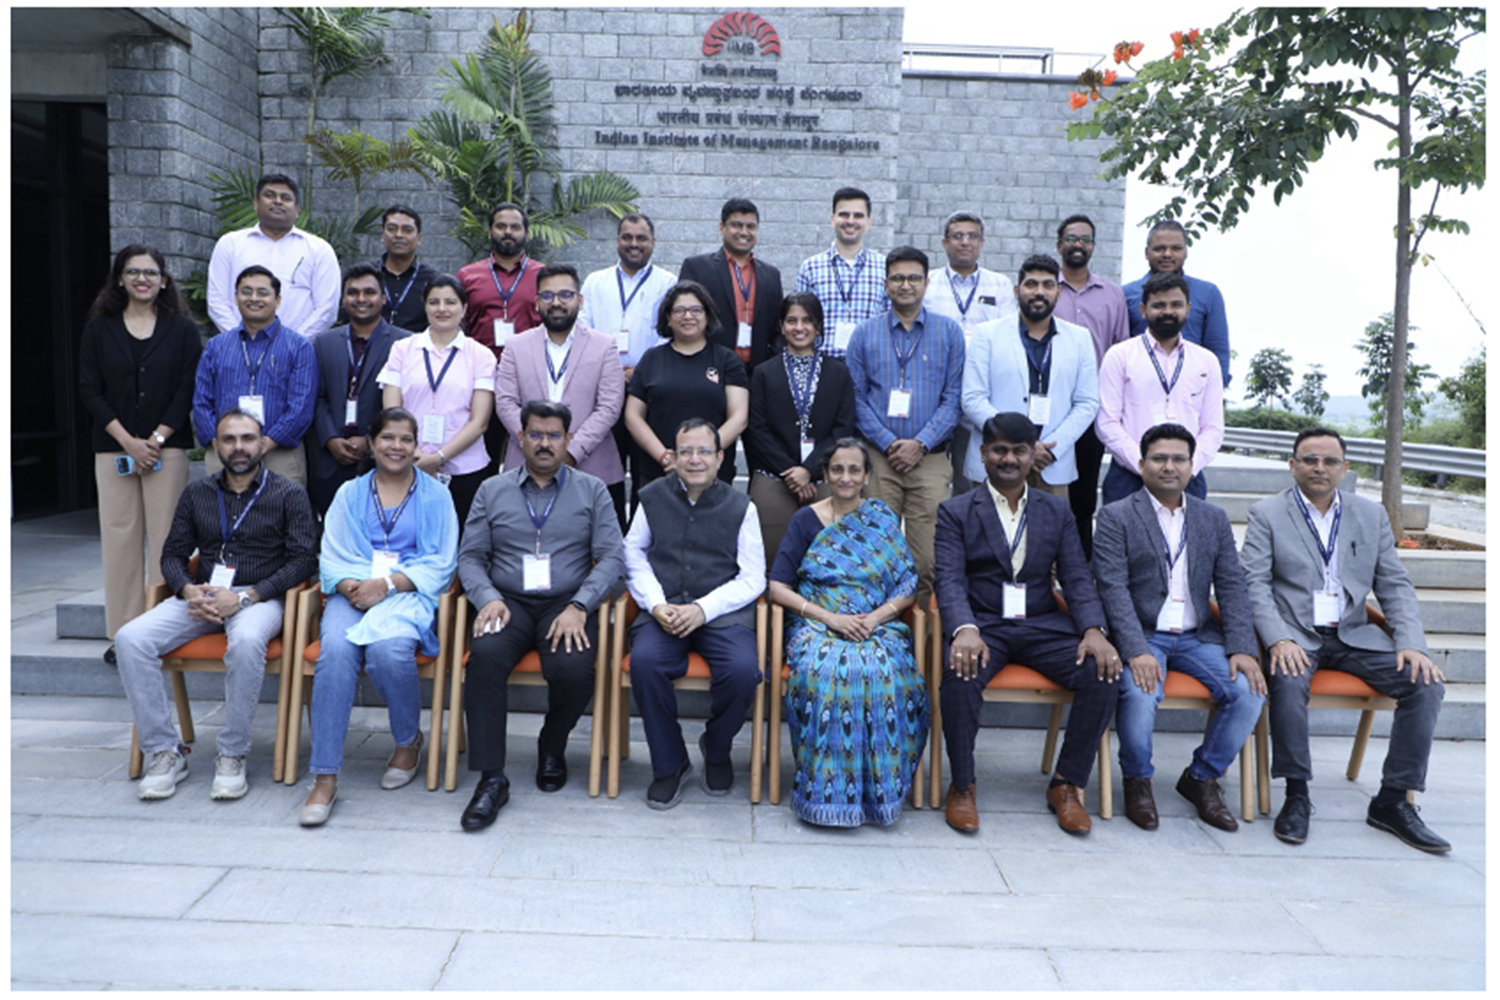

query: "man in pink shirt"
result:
(1095, 272), (1224, 506)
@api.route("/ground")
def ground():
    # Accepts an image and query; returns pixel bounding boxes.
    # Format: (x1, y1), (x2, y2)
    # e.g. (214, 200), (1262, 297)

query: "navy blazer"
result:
(310, 320), (413, 482)
(679, 248), (783, 371)
(934, 484), (1105, 638)
(1092, 490), (1257, 661)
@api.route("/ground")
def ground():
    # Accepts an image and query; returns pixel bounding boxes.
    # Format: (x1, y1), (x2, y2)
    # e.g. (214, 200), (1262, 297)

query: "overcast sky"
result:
(903, 1), (1489, 404)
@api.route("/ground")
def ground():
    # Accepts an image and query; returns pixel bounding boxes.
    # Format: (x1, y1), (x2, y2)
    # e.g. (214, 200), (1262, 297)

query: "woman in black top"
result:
(79, 244), (203, 660)
(746, 292), (857, 566)
(624, 280), (749, 487)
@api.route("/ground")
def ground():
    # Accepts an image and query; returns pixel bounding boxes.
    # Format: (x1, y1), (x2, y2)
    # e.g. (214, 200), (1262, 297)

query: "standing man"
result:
(794, 186), (887, 358)
(310, 263), (413, 515)
(496, 264), (627, 524)
(1095, 272), (1224, 507)
(456, 401), (625, 829)
(935, 412), (1121, 835)
(1241, 428), (1449, 853)
(922, 211), (1017, 495)
(623, 419), (765, 808)
(962, 253), (1098, 499)
(578, 213), (677, 518)
(679, 197), (783, 371)
(207, 172), (339, 338)
(1054, 213), (1131, 560)
(116, 408), (318, 801)
(1122, 220), (1231, 386)
(372, 204), (437, 333)
(846, 247), (965, 608)
(193, 266), (318, 486)
(1093, 423), (1266, 832)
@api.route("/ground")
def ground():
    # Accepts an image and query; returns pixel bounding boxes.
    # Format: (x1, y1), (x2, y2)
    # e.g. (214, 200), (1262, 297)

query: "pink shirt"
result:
(1146, 489), (1199, 631)
(1096, 335), (1224, 476)
(377, 330), (497, 475)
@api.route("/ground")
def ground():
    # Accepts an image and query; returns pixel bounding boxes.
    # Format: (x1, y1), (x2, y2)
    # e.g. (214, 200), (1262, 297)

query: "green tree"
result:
(1437, 345), (1485, 447)
(1356, 313), (1433, 432)
(1293, 364), (1329, 419)
(1244, 347), (1294, 412)
(409, 12), (638, 257)
(1070, 8), (1485, 537)
(303, 129), (434, 247)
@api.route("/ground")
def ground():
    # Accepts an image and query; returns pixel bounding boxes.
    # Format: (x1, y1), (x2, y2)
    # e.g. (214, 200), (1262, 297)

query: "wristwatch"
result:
(385, 575), (397, 594)
(237, 591), (256, 611)
(151, 432), (167, 446)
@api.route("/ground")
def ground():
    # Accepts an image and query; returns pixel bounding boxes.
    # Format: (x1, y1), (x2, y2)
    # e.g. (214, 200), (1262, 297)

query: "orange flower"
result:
(1131, 40), (1144, 56)
(1069, 91), (1089, 110)
(1171, 46), (1185, 61)
(1170, 30), (1184, 46)
(1102, 69), (1118, 86)
(1188, 28), (1201, 44)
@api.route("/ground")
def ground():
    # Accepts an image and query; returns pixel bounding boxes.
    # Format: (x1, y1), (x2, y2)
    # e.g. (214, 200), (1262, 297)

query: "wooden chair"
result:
(126, 557), (310, 784)
(281, 582), (458, 790)
(766, 602), (927, 809)
(605, 593), (767, 801)
(442, 593), (613, 795)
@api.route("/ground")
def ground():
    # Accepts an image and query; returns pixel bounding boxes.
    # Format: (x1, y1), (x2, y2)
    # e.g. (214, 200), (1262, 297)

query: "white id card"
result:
(493, 319), (514, 347)
(1157, 598), (1186, 633)
(345, 399), (358, 426)
(615, 329), (631, 354)
(370, 550), (400, 580)
(1003, 583), (1027, 619)
(736, 321), (753, 349)
(238, 395), (265, 425)
(421, 414), (445, 446)
(209, 563), (236, 589)
(799, 438), (815, 462)
(1027, 394), (1052, 426)
(887, 388), (912, 419)
(833, 320), (857, 353)
(1314, 591), (1340, 626)
(523, 553), (552, 592)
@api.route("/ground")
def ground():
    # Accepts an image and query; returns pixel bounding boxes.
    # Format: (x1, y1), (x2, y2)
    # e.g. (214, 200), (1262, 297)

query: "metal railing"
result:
(1222, 428), (1487, 481)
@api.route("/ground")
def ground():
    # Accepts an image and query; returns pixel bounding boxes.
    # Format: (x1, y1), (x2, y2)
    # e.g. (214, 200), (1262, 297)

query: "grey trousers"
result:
(115, 593), (286, 758)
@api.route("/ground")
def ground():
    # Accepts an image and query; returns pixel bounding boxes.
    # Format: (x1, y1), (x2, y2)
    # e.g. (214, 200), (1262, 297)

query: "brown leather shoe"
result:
(1046, 783), (1092, 833)
(1123, 776), (1159, 830)
(945, 783), (979, 833)
(1176, 768), (1238, 831)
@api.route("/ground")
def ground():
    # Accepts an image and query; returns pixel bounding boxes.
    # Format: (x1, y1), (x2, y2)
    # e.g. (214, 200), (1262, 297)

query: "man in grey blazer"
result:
(1094, 423), (1265, 831)
(1241, 427), (1448, 853)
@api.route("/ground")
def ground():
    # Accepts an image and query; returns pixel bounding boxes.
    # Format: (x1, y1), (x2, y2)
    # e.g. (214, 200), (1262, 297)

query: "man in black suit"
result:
(679, 197), (783, 372)
(309, 262), (414, 515)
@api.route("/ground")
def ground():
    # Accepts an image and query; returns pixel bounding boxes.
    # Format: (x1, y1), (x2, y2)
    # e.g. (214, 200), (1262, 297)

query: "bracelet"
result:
(660, 449), (672, 466)
(437, 448), (448, 463)
(799, 600), (809, 618)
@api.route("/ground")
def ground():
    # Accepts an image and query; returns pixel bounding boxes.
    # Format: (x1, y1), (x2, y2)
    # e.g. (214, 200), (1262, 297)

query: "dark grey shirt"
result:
(457, 465), (624, 611)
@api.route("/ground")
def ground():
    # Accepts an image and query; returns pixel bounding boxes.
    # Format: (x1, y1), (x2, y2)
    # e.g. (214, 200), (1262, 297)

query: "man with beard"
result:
(679, 198), (783, 371)
(1096, 272), (1225, 506)
(456, 400), (625, 829)
(370, 205), (438, 333)
(1122, 221), (1231, 386)
(116, 408), (319, 802)
(496, 264), (627, 524)
(1053, 214), (1131, 559)
(961, 254), (1097, 500)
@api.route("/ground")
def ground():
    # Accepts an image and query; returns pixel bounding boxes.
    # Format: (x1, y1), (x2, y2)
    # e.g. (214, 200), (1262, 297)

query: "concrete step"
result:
(1397, 549), (1486, 590)
(1429, 634), (1487, 683)
(1210, 492), (1430, 530)
(1203, 463), (1361, 495)
(56, 588), (109, 641)
(1401, 588), (1487, 636)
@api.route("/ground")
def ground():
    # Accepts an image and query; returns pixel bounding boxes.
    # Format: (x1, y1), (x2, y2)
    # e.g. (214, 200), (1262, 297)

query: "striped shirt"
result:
(795, 245), (888, 358)
(192, 317), (318, 448)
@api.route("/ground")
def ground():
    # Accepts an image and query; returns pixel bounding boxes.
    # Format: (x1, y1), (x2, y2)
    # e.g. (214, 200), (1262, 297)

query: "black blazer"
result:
(746, 354), (855, 481)
(679, 248), (783, 371)
(78, 312), (203, 452)
(310, 320), (413, 481)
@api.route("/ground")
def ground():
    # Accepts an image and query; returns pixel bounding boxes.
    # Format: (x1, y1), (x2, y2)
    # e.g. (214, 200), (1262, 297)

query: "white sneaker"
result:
(138, 749), (189, 800)
(210, 755), (248, 800)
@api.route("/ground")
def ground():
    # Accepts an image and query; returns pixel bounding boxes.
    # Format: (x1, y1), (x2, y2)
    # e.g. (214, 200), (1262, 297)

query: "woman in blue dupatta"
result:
(299, 407), (458, 826)
(767, 438), (929, 826)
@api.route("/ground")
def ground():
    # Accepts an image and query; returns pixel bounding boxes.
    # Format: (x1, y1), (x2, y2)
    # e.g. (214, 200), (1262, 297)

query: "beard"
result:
(1146, 314), (1183, 340)
(1062, 247), (1090, 268)
(223, 450), (261, 475)
(541, 308), (576, 334)
(491, 234), (525, 258)
(1021, 296), (1055, 322)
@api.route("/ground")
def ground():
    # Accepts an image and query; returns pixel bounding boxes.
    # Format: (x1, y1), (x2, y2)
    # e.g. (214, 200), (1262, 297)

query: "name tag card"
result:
(421, 414), (445, 446)
(1314, 591), (1340, 627)
(238, 395), (265, 425)
(493, 319), (514, 347)
(736, 321), (753, 349)
(616, 329), (631, 354)
(887, 388), (912, 419)
(209, 563), (237, 589)
(799, 438), (815, 462)
(833, 320), (857, 353)
(370, 550), (400, 581)
(1157, 598), (1186, 633)
(345, 400), (359, 427)
(1027, 395), (1051, 426)
(523, 553), (552, 592)
(1003, 583), (1027, 619)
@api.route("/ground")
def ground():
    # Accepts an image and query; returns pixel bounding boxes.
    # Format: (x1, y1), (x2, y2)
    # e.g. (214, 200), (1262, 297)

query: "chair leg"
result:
(749, 679), (764, 805)
(129, 725), (144, 779)
(1041, 704), (1063, 774)
(284, 657), (310, 786)
(1255, 705), (1271, 815)
(588, 610), (608, 798)
(271, 663), (290, 785)
(1096, 727), (1112, 820)
(1239, 734), (1254, 822)
(928, 653), (943, 808)
(445, 653), (465, 793)
(768, 672), (783, 806)
(426, 666), (446, 794)
(169, 670), (195, 744)
(1347, 708), (1376, 781)
(607, 664), (625, 799)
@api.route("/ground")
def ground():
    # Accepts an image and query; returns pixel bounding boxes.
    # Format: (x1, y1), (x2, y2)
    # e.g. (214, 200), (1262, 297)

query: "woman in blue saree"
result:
(767, 438), (929, 826)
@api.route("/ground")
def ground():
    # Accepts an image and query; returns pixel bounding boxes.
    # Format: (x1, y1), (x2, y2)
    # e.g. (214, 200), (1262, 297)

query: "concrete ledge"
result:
(1210, 493), (1430, 529)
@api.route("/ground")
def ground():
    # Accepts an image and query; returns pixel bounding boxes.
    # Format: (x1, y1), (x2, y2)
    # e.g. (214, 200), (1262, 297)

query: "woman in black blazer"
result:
(79, 244), (203, 661)
(746, 292), (856, 567)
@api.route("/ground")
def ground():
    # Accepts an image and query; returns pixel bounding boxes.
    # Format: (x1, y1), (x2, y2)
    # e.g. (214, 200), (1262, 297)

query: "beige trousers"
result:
(748, 473), (830, 571)
(865, 447), (952, 608)
(94, 449), (190, 638)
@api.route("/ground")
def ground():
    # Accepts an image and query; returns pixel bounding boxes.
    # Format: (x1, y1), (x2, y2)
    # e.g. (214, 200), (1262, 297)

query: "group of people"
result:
(83, 174), (1449, 851)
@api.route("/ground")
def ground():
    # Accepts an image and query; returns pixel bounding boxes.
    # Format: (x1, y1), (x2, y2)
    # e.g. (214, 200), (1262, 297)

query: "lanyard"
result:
(383, 265), (419, 314)
(1021, 325), (1055, 396)
(1292, 489), (1341, 572)
(216, 472), (268, 562)
(783, 350), (823, 436)
(346, 332), (371, 400)
(524, 468), (566, 554)
(423, 344), (459, 394)
(1162, 519), (1188, 572)
(892, 318), (926, 386)
(616, 265), (652, 313)
(239, 331), (270, 393)
(948, 269), (979, 317)
(1145, 336), (1186, 397)
(832, 253), (862, 306)
(369, 473), (418, 551)
(546, 341), (572, 387)
(490, 256), (528, 318)
(1005, 505), (1029, 566)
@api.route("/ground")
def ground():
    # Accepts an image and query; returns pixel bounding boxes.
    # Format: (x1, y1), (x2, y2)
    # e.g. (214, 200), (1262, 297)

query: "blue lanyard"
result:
(832, 253), (862, 306)
(239, 331), (271, 393)
(524, 468), (566, 553)
(490, 257), (528, 316)
(1145, 336), (1186, 397)
(948, 269), (979, 317)
(369, 473), (418, 552)
(1021, 324), (1055, 395)
(731, 258), (753, 302)
(382, 264), (419, 314)
(346, 332), (371, 400)
(1292, 489), (1341, 570)
(1162, 521), (1188, 572)
(545, 341), (572, 387)
(1006, 506), (1029, 566)
(616, 265), (652, 313)
(216, 472), (268, 562)
(892, 318), (926, 386)
(423, 344), (459, 393)
(782, 350), (823, 436)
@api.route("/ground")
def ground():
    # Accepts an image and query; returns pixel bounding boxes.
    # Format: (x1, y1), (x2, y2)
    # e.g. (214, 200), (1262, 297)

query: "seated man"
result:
(935, 412), (1121, 835)
(1093, 422), (1266, 831)
(455, 400), (625, 831)
(116, 408), (318, 800)
(1241, 427), (1449, 853)
(623, 418), (766, 808)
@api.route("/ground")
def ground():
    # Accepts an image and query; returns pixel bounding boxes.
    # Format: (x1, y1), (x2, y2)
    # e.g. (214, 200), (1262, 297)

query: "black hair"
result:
(1140, 422), (1197, 459)
(521, 399), (574, 433)
(676, 417), (721, 452)
(370, 406), (419, 440)
(779, 291), (824, 332)
(489, 202), (529, 230)
(655, 280), (721, 340)
(536, 262), (580, 288)
(1017, 253), (1061, 283)
(885, 245), (929, 276)
(382, 204), (422, 231)
(832, 186), (871, 213)
(1140, 271), (1191, 305)
(1057, 213), (1096, 240)
(341, 261), (382, 291)
(236, 264), (280, 295)
(423, 274), (468, 306)
(720, 197), (759, 223)
(256, 172), (300, 202)
(981, 412), (1038, 447)
(619, 212), (656, 236)
(87, 243), (188, 321)
(1293, 427), (1347, 458)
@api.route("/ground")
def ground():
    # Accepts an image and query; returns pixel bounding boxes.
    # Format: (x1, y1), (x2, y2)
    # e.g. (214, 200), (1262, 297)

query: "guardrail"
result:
(1222, 428), (1487, 482)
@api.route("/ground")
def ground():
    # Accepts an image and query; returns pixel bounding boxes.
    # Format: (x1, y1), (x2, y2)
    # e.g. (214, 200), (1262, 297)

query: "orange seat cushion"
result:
(986, 665), (1063, 691)
(300, 640), (433, 666)
(1163, 672), (1212, 699)
(458, 650), (542, 674)
(166, 636), (283, 662)
(1309, 670), (1382, 698)
(621, 653), (712, 680)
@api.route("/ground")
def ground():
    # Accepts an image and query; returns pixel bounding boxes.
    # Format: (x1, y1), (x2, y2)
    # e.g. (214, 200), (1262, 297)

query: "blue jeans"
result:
(1102, 463), (1206, 506)
(308, 593), (422, 775)
(1115, 630), (1264, 781)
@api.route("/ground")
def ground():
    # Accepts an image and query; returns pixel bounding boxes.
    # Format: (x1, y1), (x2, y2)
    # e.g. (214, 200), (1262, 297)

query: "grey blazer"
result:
(1093, 490), (1257, 661)
(1239, 488), (1426, 654)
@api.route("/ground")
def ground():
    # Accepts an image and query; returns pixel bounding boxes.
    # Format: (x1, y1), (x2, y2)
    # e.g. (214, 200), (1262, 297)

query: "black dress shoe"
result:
(1367, 797), (1452, 854)
(461, 776), (510, 831)
(698, 733), (733, 796)
(1274, 793), (1312, 844)
(646, 758), (693, 810)
(103, 645), (117, 666)
(536, 752), (568, 793)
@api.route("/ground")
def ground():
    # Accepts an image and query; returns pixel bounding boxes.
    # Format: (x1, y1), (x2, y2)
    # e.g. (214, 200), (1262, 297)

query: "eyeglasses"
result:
(537, 290), (577, 304)
(237, 287), (275, 299)
(946, 232), (983, 243)
(671, 305), (705, 317)
(675, 446), (717, 459)
(525, 430), (565, 443)
(1294, 455), (1346, 469)
(887, 274), (926, 286)
(123, 268), (161, 280)
(1060, 235), (1095, 247)
(1145, 453), (1191, 466)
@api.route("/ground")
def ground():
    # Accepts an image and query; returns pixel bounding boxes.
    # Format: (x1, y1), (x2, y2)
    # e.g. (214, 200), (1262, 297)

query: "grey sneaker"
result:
(210, 755), (248, 800)
(138, 748), (189, 800)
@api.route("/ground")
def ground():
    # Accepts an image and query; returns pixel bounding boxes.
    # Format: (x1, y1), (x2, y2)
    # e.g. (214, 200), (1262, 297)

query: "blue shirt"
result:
(1122, 271), (1231, 387)
(192, 317), (318, 447)
(794, 245), (889, 359)
(846, 306), (965, 452)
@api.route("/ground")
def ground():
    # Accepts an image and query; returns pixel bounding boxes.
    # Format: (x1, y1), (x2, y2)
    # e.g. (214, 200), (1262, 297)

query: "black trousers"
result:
(1068, 423), (1106, 560)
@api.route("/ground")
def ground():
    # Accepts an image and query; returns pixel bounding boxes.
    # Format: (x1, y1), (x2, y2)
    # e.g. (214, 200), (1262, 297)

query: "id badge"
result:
(493, 319), (515, 347)
(887, 388), (912, 419)
(1157, 598), (1186, 633)
(615, 329), (631, 354)
(238, 395), (265, 425)
(421, 414), (445, 446)
(370, 550), (400, 580)
(345, 399), (358, 427)
(1027, 394), (1051, 426)
(736, 321), (753, 349)
(1314, 591), (1340, 627)
(799, 438), (815, 462)
(523, 553), (552, 592)
(436, 472), (453, 487)
(833, 320), (857, 353)
(209, 563), (237, 589)
(1003, 583), (1027, 619)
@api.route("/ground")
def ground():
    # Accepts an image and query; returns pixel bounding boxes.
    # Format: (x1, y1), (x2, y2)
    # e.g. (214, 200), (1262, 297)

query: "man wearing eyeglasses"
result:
(1241, 428), (1449, 853)
(496, 263), (627, 526)
(456, 400), (625, 830)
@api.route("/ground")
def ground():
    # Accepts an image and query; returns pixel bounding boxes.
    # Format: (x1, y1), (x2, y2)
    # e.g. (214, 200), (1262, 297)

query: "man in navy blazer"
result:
(679, 197), (783, 372)
(935, 412), (1121, 835)
(309, 262), (413, 515)
(1093, 423), (1265, 832)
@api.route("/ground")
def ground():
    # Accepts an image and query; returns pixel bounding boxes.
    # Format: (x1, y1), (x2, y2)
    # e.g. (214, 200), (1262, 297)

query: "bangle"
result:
(437, 448), (448, 463)
(660, 449), (672, 466)
(799, 600), (809, 618)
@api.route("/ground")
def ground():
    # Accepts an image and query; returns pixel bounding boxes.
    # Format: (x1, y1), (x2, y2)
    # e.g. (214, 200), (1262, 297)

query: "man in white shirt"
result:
(207, 172), (340, 337)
